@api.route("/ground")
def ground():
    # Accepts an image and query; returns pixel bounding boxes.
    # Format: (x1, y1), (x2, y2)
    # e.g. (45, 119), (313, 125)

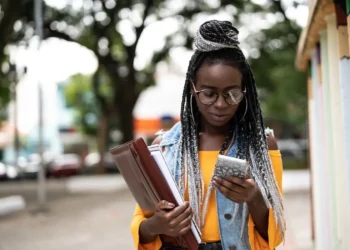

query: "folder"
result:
(109, 138), (201, 250)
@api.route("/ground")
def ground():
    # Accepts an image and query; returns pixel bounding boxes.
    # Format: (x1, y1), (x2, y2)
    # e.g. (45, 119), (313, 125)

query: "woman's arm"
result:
(213, 134), (278, 242)
(246, 184), (269, 241)
(246, 135), (278, 241)
(131, 136), (193, 249)
(139, 214), (161, 243)
(131, 205), (163, 250)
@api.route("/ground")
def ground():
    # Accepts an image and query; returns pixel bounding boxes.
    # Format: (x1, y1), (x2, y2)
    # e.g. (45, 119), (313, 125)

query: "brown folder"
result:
(109, 138), (200, 250)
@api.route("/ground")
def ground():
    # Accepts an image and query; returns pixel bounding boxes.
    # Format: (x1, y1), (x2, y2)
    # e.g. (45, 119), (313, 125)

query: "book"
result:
(109, 138), (201, 249)
(148, 145), (202, 243)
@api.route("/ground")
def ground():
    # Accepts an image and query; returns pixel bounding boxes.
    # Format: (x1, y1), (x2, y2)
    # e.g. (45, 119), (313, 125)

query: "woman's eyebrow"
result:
(198, 84), (241, 90)
(224, 85), (241, 90)
(199, 84), (216, 89)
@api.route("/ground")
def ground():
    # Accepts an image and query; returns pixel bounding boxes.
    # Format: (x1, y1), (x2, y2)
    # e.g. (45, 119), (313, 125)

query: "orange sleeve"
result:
(130, 204), (163, 250)
(247, 150), (284, 250)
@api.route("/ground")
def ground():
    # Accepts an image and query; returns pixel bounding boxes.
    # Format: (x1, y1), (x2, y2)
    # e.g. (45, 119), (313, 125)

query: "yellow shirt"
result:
(130, 150), (283, 250)
(184, 151), (220, 242)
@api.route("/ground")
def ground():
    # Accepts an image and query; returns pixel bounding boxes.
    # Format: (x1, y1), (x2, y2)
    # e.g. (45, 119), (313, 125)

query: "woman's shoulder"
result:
(151, 135), (163, 145)
(152, 122), (182, 146)
(267, 134), (278, 151)
(265, 127), (278, 151)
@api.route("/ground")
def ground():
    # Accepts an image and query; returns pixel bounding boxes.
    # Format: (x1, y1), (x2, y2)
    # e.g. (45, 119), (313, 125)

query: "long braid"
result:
(179, 20), (286, 238)
(179, 51), (206, 227)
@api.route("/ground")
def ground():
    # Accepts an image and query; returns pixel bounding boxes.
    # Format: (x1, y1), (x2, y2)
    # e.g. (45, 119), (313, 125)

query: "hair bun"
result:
(195, 20), (240, 52)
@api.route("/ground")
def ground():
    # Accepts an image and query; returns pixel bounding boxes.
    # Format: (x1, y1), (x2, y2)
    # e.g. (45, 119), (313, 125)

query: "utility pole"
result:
(11, 64), (19, 168)
(8, 63), (19, 167)
(35, 0), (47, 212)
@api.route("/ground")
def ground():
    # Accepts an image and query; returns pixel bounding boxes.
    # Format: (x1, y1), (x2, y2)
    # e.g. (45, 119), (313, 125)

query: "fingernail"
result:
(168, 203), (175, 208)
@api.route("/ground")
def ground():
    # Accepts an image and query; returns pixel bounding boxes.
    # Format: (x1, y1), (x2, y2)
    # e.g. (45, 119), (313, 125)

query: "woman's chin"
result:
(200, 114), (234, 131)
(207, 117), (231, 128)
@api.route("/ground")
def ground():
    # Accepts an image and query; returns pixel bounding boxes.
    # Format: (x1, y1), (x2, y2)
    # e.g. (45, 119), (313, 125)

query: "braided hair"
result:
(178, 20), (285, 238)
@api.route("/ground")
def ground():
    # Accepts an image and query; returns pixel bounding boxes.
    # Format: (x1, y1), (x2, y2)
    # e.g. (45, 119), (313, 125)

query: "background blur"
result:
(0, 0), (312, 250)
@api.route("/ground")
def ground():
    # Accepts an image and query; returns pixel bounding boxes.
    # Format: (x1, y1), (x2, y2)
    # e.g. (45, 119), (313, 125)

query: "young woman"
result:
(130, 20), (285, 250)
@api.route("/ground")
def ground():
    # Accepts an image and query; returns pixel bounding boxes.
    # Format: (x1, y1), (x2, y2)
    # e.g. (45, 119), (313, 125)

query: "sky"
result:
(8, 0), (309, 135)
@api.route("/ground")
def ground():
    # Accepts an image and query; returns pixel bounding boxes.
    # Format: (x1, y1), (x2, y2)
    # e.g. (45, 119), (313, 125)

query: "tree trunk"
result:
(119, 101), (135, 143)
(96, 114), (109, 174)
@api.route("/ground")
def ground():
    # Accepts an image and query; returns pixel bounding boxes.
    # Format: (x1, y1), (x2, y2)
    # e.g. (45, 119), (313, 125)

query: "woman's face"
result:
(193, 63), (243, 128)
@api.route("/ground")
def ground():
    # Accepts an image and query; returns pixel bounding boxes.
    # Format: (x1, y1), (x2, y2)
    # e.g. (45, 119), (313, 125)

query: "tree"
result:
(46, 0), (307, 171)
(0, 0), (34, 159)
(0, 0), (24, 113)
(1, 0), (308, 152)
(42, 0), (272, 144)
(65, 69), (115, 170)
(248, 1), (307, 138)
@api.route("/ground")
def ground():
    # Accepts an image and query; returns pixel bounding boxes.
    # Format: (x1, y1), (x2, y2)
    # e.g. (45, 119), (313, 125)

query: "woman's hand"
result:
(212, 175), (259, 204)
(144, 200), (193, 239)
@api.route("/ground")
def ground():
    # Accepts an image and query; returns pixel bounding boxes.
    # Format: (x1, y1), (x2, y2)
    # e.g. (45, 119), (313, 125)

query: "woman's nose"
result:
(213, 94), (228, 108)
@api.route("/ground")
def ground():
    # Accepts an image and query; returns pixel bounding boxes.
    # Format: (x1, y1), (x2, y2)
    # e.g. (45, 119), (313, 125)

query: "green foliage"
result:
(249, 21), (307, 138)
(65, 74), (99, 136)
(0, 0), (308, 141)
(65, 70), (115, 136)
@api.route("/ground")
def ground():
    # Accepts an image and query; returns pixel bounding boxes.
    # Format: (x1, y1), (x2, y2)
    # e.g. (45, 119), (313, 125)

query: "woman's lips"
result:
(210, 113), (229, 122)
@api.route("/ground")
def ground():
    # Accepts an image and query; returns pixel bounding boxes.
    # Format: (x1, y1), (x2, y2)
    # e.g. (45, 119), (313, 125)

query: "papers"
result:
(148, 145), (202, 244)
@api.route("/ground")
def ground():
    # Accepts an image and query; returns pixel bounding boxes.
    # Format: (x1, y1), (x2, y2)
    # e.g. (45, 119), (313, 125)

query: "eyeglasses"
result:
(191, 82), (246, 106)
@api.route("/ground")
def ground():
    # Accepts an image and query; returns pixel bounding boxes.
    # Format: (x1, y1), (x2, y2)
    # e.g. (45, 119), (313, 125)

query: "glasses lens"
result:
(225, 90), (243, 105)
(198, 90), (217, 105)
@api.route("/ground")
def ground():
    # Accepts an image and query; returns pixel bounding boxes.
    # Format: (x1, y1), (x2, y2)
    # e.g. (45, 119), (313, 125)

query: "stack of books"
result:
(110, 138), (201, 249)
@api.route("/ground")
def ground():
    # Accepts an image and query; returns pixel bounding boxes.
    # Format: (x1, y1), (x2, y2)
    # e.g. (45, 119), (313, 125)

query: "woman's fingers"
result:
(166, 202), (189, 220)
(178, 223), (192, 236)
(171, 206), (192, 229)
(213, 176), (244, 193)
(226, 176), (255, 188)
(156, 200), (175, 210)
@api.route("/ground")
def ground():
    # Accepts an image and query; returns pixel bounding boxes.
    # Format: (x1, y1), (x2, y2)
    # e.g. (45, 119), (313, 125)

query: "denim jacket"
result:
(159, 122), (251, 250)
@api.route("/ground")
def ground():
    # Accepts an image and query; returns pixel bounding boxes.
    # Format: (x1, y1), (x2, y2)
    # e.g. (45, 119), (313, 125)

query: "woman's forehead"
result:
(195, 64), (242, 88)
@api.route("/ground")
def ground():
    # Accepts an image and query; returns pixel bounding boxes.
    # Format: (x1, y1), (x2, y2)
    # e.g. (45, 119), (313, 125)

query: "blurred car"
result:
(84, 152), (118, 174)
(0, 162), (7, 180)
(48, 154), (83, 177)
(4, 163), (22, 180)
(278, 139), (308, 169)
(22, 152), (56, 179)
(23, 154), (41, 179)
(0, 161), (23, 181)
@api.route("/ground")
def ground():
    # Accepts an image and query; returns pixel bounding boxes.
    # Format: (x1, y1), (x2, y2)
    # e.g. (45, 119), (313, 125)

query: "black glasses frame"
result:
(191, 82), (246, 106)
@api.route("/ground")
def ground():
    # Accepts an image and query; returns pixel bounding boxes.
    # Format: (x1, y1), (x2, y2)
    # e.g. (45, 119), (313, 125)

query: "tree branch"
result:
(125, 0), (154, 59)
(135, 0), (153, 45)
(0, 0), (23, 61)
(271, 0), (288, 21)
(43, 23), (75, 42)
(122, 0), (154, 93)
(97, 53), (119, 72)
(92, 68), (109, 114)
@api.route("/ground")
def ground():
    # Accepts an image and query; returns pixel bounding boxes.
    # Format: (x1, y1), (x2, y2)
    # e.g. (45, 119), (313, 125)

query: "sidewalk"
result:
(66, 169), (312, 194)
(0, 170), (313, 250)
(279, 170), (313, 250)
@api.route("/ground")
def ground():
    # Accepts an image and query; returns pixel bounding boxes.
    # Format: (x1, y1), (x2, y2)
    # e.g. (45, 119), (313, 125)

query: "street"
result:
(0, 183), (135, 250)
(0, 178), (312, 250)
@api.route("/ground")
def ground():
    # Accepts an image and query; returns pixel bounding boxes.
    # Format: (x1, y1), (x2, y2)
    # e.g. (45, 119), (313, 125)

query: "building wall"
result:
(304, 6), (350, 249)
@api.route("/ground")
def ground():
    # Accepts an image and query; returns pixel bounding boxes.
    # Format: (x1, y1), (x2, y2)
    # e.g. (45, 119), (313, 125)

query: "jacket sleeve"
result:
(130, 204), (163, 250)
(247, 150), (284, 250)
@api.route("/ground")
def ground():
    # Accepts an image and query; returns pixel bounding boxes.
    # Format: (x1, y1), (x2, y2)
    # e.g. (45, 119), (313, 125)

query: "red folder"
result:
(109, 138), (200, 250)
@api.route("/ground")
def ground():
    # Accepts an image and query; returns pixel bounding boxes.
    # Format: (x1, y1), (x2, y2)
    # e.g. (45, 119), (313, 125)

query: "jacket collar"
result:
(159, 121), (181, 146)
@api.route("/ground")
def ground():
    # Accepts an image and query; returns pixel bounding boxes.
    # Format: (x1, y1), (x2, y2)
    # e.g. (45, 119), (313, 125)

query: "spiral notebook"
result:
(109, 138), (201, 249)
